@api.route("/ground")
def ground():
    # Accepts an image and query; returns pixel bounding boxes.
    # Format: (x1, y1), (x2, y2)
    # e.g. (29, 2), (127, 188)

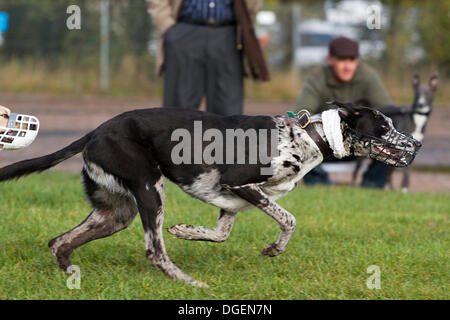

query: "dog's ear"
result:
(412, 73), (420, 89)
(326, 100), (357, 110)
(429, 73), (439, 92)
(326, 101), (361, 123)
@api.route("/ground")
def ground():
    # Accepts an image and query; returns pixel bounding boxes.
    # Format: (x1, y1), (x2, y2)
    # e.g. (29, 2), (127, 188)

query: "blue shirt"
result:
(180, 0), (235, 24)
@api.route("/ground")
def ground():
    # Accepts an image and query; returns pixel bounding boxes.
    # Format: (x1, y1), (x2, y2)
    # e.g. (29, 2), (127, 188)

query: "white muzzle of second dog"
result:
(0, 113), (40, 150)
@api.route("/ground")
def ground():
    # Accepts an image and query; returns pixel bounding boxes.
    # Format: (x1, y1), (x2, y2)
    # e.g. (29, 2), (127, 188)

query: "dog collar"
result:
(414, 110), (431, 116)
(287, 111), (333, 159)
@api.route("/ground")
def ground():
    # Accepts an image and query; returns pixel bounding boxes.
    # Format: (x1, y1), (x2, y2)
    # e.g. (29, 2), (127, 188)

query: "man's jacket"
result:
(296, 62), (393, 114)
(146, 0), (270, 81)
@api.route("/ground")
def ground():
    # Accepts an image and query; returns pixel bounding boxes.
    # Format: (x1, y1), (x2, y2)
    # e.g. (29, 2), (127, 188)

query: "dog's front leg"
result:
(226, 184), (296, 257)
(168, 209), (236, 242)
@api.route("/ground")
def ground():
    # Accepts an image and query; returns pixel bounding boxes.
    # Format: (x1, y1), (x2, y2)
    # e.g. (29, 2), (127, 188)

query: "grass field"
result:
(0, 172), (448, 300)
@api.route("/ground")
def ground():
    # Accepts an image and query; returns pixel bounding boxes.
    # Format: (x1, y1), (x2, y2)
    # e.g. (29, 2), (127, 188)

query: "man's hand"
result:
(146, 0), (176, 35)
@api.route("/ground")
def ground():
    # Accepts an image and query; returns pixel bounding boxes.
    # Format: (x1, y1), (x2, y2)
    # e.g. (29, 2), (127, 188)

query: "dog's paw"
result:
(167, 224), (181, 237)
(167, 224), (190, 238)
(260, 243), (283, 257)
(191, 280), (209, 288)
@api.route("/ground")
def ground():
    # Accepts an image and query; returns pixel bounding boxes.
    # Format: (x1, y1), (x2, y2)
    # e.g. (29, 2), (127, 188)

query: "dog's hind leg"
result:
(167, 209), (236, 242)
(48, 170), (138, 271)
(80, 138), (204, 286)
(134, 175), (207, 287)
(226, 184), (296, 257)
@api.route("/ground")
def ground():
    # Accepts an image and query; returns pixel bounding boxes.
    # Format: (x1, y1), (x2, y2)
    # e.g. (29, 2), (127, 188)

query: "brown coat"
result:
(146, 0), (269, 81)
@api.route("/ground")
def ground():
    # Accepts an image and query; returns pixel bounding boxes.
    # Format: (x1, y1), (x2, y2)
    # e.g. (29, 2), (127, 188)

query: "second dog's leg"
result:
(352, 159), (362, 186)
(168, 209), (236, 242)
(386, 166), (395, 190)
(401, 166), (410, 192)
(227, 184), (296, 257)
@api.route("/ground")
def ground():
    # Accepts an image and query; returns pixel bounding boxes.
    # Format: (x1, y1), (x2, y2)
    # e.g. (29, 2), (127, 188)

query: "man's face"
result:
(328, 56), (359, 82)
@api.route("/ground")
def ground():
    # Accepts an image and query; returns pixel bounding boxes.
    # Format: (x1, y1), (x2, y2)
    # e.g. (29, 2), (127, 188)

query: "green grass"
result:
(0, 172), (448, 300)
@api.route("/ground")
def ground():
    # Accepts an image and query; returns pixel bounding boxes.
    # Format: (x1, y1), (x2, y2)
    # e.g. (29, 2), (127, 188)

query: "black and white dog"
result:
(0, 101), (421, 287)
(352, 73), (438, 191)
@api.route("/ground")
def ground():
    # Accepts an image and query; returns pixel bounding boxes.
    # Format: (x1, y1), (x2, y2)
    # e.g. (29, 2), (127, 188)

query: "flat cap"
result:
(329, 36), (359, 58)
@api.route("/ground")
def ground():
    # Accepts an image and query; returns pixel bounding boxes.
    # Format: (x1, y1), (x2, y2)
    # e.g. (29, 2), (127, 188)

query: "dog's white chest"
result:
(180, 169), (252, 212)
(412, 114), (427, 141)
(264, 122), (323, 189)
(179, 169), (306, 213)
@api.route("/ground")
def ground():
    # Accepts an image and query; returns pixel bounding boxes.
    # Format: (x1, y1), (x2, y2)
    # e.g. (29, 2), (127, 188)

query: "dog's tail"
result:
(0, 132), (93, 182)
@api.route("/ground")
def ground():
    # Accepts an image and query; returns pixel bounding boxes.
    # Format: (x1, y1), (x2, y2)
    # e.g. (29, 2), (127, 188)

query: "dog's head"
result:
(412, 73), (438, 114)
(331, 101), (422, 167)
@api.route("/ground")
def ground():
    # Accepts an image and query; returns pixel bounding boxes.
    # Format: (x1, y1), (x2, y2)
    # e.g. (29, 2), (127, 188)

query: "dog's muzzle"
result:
(0, 113), (40, 150)
(350, 128), (421, 168)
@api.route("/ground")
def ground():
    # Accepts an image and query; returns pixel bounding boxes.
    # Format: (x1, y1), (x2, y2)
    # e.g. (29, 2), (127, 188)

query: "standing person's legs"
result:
(163, 23), (207, 109)
(205, 25), (244, 116)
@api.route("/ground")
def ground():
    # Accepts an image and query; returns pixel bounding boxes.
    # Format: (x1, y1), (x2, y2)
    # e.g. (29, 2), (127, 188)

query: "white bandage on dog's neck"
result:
(321, 109), (347, 158)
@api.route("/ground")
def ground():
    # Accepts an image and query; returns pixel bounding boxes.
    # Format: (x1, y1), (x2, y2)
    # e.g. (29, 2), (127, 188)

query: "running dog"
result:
(0, 101), (421, 287)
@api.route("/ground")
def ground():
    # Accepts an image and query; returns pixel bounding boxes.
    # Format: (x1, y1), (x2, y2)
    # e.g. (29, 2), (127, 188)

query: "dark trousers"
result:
(163, 22), (244, 116)
(360, 160), (388, 188)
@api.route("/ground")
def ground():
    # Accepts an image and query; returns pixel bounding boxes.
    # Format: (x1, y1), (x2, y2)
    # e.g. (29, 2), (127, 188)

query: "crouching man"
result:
(296, 36), (394, 188)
